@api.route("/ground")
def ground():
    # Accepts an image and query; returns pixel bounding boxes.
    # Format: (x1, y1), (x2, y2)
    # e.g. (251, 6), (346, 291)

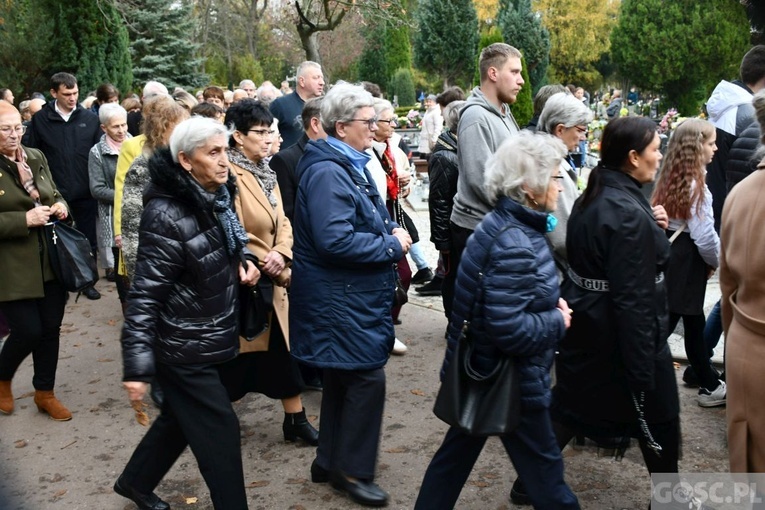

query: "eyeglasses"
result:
(551, 175), (565, 180)
(347, 117), (378, 129)
(377, 118), (396, 125)
(573, 126), (587, 134)
(0, 125), (26, 136)
(248, 129), (276, 137)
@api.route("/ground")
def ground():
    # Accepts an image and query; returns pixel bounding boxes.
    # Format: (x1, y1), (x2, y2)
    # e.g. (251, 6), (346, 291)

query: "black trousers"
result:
(441, 222), (473, 320)
(0, 281), (67, 390)
(315, 367), (386, 480)
(119, 362), (247, 510)
(669, 313), (719, 391)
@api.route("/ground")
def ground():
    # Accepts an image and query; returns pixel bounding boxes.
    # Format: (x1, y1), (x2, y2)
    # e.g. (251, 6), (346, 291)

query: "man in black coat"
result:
(22, 72), (102, 300)
(269, 97), (325, 222)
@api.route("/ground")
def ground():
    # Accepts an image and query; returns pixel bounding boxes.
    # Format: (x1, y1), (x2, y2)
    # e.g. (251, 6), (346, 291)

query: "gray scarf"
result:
(227, 146), (278, 209)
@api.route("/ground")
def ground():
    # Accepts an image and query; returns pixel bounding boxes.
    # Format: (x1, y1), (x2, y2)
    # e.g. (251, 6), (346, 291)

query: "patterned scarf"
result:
(227, 146), (278, 209)
(381, 142), (399, 199)
(9, 148), (40, 202)
(212, 184), (250, 256)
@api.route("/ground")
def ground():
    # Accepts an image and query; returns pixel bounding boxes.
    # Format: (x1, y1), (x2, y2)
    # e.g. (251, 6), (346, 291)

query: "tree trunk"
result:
(299, 30), (322, 65)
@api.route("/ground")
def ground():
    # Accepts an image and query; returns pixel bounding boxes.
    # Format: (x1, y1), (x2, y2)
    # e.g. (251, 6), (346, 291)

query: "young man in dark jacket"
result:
(22, 72), (102, 300)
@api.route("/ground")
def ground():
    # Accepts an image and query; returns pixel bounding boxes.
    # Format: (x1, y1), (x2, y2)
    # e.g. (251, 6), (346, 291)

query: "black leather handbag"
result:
(433, 321), (520, 436)
(393, 263), (408, 308)
(432, 226), (521, 436)
(45, 221), (99, 293)
(239, 275), (273, 341)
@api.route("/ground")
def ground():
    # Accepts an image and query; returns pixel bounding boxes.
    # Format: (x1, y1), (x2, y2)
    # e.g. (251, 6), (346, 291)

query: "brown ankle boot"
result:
(34, 390), (72, 421)
(0, 380), (13, 414)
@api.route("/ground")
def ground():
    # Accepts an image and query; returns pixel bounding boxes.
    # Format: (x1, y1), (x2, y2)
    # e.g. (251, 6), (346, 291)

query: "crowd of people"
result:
(1, 41), (765, 509)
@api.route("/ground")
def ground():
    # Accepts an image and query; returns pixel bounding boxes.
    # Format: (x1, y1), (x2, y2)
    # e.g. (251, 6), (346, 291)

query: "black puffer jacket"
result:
(121, 148), (241, 382)
(428, 131), (459, 250)
(726, 120), (760, 192)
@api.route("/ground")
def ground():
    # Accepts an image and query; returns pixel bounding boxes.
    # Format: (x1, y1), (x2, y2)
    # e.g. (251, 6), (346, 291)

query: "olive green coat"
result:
(0, 146), (67, 302)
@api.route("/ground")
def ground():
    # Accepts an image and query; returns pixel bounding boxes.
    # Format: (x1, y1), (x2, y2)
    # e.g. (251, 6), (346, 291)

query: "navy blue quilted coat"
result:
(441, 196), (565, 410)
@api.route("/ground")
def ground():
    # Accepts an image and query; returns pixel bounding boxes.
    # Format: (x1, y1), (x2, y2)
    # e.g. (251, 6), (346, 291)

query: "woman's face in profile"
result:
(630, 132), (662, 184)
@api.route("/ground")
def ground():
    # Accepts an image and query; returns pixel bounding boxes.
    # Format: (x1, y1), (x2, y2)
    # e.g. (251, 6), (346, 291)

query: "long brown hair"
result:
(651, 118), (713, 220)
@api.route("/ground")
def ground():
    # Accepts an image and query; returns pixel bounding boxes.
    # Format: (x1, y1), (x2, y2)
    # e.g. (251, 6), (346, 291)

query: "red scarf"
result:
(381, 142), (399, 199)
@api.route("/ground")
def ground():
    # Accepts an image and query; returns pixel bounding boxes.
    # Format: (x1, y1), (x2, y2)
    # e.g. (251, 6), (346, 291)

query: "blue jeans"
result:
(703, 300), (723, 359)
(408, 242), (429, 271)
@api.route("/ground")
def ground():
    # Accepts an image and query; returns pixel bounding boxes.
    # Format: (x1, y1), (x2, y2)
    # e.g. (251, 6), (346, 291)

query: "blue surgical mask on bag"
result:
(546, 214), (558, 233)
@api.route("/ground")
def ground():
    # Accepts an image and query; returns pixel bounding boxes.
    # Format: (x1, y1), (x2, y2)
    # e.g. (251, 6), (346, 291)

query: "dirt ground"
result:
(0, 274), (728, 510)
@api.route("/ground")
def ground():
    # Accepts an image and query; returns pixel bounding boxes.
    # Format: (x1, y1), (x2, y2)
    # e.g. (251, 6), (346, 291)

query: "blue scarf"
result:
(326, 136), (371, 180)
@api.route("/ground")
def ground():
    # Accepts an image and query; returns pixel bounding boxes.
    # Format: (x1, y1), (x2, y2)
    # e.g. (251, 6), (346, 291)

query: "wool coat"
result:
(232, 160), (293, 353)
(720, 162), (765, 472)
(0, 146), (67, 302)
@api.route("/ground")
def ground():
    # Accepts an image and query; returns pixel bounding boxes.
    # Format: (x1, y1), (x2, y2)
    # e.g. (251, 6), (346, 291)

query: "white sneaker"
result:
(392, 338), (408, 355)
(698, 380), (726, 407)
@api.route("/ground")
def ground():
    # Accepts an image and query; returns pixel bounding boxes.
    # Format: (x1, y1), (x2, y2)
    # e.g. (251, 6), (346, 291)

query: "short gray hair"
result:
(372, 98), (394, 116)
(239, 79), (255, 89)
(443, 100), (466, 133)
(98, 103), (127, 125)
(297, 61), (322, 78)
(484, 131), (567, 204)
(143, 81), (168, 100)
(169, 117), (232, 163)
(320, 81), (375, 137)
(537, 92), (593, 134)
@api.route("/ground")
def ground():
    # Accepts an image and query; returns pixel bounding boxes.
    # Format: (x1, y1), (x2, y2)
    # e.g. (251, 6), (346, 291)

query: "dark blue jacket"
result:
(289, 139), (403, 370)
(442, 197), (565, 410)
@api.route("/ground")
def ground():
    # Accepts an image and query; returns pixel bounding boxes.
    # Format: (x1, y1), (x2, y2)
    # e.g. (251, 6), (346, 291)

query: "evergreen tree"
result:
(0, 0), (132, 97)
(126, 0), (207, 90)
(390, 68), (416, 106)
(498, 0), (550, 95)
(413, 0), (480, 89)
(612, 0), (750, 115)
(510, 54), (533, 127)
(358, 23), (391, 91)
(386, 24), (413, 77)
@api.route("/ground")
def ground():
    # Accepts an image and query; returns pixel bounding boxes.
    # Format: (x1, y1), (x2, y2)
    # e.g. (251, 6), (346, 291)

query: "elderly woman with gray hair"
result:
(88, 103), (130, 280)
(537, 92), (593, 271)
(115, 117), (259, 510)
(290, 82), (412, 507)
(415, 131), (580, 509)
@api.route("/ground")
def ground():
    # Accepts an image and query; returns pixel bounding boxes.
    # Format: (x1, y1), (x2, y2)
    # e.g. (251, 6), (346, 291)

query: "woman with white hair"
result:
(415, 131), (580, 509)
(536, 92), (593, 270)
(290, 82), (412, 507)
(88, 103), (130, 281)
(115, 117), (259, 510)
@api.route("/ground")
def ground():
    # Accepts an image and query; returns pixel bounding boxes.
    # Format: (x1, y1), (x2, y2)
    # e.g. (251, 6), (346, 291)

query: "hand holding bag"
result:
(432, 231), (521, 436)
(45, 220), (99, 293)
(238, 252), (274, 341)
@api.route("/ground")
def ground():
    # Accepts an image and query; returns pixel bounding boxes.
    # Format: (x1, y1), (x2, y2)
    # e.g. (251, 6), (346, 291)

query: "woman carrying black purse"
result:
(415, 131), (579, 509)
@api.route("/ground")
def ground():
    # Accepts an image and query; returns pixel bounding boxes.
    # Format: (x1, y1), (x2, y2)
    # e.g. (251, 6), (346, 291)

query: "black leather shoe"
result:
(82, 286), (101, 300)
(114, 475), (170, 510)
(311, 459), (329, 483)
(411, 267), (434, 285)
(283, 408), (319, 445)
(415, 276), (442, 296)
(331, 473), (389, 507)
(510, 478), (531, 505)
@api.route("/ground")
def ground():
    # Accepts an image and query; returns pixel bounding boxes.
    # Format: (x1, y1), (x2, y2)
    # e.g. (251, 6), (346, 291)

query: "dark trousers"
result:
(119, 362), (247, 510)
(68, 197), (98, 253)
(670, 313), (719, 391)
(315, 367), (386, 480)
(415, 407), (580, 509)
(441, 222), (473, 320)
(0, 281), (67, 390)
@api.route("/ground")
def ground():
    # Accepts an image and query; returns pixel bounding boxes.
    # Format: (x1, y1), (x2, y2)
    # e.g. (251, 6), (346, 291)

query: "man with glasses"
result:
(269, 61), (325, 150)
(23, 72), (102, 300)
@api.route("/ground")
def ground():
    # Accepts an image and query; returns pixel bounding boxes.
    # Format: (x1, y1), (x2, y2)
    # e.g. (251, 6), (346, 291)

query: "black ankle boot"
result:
(283, 408), (319, 445)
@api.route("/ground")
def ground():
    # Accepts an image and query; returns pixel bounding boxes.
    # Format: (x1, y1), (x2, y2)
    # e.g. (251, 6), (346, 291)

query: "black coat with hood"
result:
(551, 168), (679, 435)
(428, 130), (459, 251)
(726, 120), (760, 192)
(121, 148), (242, 382)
